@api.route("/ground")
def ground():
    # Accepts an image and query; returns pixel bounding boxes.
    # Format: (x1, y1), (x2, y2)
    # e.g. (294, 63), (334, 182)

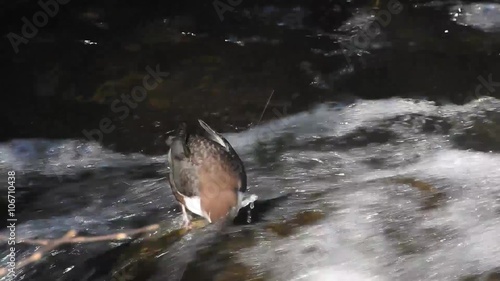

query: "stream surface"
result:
(2, 0), (500, 280)
(1, 97), (500, 280)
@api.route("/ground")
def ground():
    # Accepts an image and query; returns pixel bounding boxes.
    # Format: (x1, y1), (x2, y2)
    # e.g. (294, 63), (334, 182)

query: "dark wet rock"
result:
(392, 178), (447, 211)
(303, 113), (452, 153)
(179, 228), (266, 281)
(420, 192), (447, 211)
(451, 110), (500, 152)
(382, 227), (424, 255)
(460, 269), (500, 281)
(266, 222), (295, 237)
(214, 262), (266, 281)
(388, 114), (452, 135)
(380, 212), (456, 257)
(266, 210), (325, 237)
(362, 157), (388, 169)
(73, 208), (277, 281)
(333, 128), (395, 148)
(394, 178), (438, 193)
(182, 260), (266, 281)
(79, 220), (207, 281)
(253, 133), (294, 166)
(303, 127), (396, 151)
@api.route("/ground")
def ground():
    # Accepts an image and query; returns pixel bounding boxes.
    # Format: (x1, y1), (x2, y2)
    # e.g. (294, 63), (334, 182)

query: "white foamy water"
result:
(450, 3), (500, 32)
(226, 97), (500, 281)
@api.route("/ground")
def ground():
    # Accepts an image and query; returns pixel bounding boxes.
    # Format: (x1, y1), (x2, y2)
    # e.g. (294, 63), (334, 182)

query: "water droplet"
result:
(63, 265), (75, 274)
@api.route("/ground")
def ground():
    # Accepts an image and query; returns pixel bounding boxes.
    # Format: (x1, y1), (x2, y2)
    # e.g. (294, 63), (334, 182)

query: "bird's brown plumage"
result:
(198, 153), (240, 222)
(167, 121), (245, 225)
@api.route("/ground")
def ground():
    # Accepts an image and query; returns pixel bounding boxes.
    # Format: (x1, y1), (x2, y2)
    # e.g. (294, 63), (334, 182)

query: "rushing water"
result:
(3, 0), (500, 280)
(1, 97), (499, 280)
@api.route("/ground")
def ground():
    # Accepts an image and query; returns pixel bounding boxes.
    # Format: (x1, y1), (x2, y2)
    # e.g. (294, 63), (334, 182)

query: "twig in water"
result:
(0, 224), (159, 278)
(257, 90), (275, 125)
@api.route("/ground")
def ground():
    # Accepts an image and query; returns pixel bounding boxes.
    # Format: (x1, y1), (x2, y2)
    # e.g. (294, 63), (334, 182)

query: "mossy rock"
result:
(253, 133), (294, 166)
(392, 177), (447, 210)
(93, 73), (146, 103)
(110, 219), (208, 281)
(215, 262), (266, 281)
(266, 210), (325, 237)
(452, 110), (500, 152)
(393, 178), (438, 193)
(460, 269), (500, 281)
(91, 70), (174, 109)
(175, 228), (265, 281)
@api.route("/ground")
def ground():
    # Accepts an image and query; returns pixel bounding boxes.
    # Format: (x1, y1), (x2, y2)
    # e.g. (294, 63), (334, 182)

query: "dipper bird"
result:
(166, 120), (257, 228)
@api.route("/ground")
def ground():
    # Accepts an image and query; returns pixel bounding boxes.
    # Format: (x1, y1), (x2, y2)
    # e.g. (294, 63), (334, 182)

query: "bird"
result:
(166, 119), (257, 228)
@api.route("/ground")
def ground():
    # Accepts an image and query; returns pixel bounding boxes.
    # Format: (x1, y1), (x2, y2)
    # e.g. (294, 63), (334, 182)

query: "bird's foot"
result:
(180, 204), (192, 230)
(183, 219), (193, 230)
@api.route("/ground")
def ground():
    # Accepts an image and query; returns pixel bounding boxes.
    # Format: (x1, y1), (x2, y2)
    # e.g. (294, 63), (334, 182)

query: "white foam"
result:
(299, 267), (386, 281)
(233, 97), (500, 281)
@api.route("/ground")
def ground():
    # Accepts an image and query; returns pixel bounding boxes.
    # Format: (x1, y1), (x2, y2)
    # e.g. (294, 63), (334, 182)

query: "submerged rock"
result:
(451, 108), (500, 152)
(105, 220), (208, 281)
(393, 178), (447, 211)
(266, 210), (325, 237)
(460, 268), (500, 281)
(214, 262), (266, 281)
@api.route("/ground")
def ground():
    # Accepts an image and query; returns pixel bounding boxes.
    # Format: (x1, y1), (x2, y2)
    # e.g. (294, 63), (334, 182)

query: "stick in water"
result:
(0, 224), (159, 277)
(257, 90), (275, 125)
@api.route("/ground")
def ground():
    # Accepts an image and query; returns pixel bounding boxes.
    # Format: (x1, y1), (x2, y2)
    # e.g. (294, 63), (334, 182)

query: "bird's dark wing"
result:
(197, 119), (247, 192)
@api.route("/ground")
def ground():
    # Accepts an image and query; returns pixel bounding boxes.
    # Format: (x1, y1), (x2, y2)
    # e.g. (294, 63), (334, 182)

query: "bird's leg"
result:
(169, 177), (192, 229)
(181, 204), (192, 229)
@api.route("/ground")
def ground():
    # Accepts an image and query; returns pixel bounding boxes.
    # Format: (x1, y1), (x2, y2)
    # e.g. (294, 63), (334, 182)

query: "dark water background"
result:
(1, 0), (500, 280)
(2, 0), (500, 153)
